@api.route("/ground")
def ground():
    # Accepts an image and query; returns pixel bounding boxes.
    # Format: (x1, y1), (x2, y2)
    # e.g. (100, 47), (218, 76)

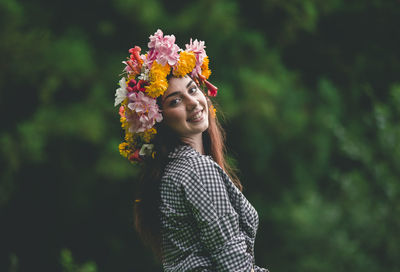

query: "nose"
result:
(185, 94), (199, 111)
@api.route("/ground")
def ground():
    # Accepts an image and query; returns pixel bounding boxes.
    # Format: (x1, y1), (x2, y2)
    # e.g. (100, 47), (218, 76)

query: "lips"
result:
(187, 109), (204, 122)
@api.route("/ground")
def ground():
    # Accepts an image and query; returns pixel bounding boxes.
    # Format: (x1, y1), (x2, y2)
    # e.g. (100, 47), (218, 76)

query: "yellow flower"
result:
(118, 142), (131, 158)
(145, 80), (168, 98)
(120, 117), (128, 129)
(149, 61), (170, 82)
(144, 61), (171, 98)
(201, 56), (209, 69)
(142, 127), (157, 143)
(201, 56), (211, 79)
(124, 132), (134, 142)
(209, 104), (217, 118)
(173, 51), (196, 77)
(127, 74), (136, 82)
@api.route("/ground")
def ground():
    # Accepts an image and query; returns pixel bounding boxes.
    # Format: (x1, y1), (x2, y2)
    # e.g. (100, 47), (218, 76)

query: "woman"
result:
(115, 29), (268, 271)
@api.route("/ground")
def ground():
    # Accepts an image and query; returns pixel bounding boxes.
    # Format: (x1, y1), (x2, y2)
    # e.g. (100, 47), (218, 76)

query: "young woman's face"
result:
(161, 76), (209, 139)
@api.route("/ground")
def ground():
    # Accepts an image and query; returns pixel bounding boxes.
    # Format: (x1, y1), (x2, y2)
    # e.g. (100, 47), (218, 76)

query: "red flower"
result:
(136, 80), (148, 92)
(119, 106), (125, 117)
(126, 79), (148, 93)
(205, 80), (218, 97)
(126, 79), (137, 92)
(129, 149), (142, 162)
(197, 74), (218, 97)
(128, 79), (137, 87)
(129, 46), (143, 68)
(126, 60), (141, 75)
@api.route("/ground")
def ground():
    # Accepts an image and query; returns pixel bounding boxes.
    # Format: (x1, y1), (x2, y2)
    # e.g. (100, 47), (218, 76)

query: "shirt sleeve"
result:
(254, 265), (270, 272)
(179, 162), (255, 271)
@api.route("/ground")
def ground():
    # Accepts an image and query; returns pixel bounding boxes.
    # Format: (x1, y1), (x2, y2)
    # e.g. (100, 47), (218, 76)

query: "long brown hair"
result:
(133, 88), (242, 262)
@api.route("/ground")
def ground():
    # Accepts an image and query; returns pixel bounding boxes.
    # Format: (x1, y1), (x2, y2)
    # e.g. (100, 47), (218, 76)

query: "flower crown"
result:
(114, 29), (218, 163)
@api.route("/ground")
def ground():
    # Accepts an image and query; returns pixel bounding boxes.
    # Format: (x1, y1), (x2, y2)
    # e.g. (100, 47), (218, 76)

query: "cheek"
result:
(203, 99), (210, 116)
(163, 108), (184, 126)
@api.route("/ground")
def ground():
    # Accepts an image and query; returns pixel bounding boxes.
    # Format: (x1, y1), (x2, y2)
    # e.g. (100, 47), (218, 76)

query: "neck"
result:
(180, 134), (204, 155)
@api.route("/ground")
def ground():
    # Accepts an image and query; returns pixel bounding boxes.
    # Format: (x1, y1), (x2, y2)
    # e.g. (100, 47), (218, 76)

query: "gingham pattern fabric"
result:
(160, 145), (269, 272)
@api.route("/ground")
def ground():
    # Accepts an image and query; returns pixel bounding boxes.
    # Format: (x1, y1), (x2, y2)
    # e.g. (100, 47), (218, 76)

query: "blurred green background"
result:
(1, 0), (400, 271)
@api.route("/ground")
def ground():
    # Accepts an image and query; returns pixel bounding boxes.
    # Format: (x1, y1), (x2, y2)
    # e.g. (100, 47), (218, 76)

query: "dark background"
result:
(1, 0), (400, 271)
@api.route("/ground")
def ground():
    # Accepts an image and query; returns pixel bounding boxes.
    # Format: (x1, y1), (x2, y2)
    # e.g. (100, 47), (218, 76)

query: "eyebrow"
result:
(186, 80), (194, 89)
(163, 80), (195, 101)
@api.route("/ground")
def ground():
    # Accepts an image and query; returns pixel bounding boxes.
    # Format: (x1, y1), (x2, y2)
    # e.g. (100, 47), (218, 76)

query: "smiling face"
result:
(161, 76), (209, 142)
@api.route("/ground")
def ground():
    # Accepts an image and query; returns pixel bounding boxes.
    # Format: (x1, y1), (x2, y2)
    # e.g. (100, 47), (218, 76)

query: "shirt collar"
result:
(168, 144), (210, 159)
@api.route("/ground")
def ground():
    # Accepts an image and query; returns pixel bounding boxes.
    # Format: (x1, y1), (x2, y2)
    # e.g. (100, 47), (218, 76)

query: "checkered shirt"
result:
(159, 145), (269, 272)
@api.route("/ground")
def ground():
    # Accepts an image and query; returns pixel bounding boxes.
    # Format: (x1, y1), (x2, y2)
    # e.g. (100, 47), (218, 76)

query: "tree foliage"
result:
(1, 0), (400, 271)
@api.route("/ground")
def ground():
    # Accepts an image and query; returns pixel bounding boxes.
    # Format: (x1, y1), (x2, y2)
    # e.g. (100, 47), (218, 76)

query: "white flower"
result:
(139, 144), (154, 156)
(138, 68), (150, 81)
(114, 77), (128, 106)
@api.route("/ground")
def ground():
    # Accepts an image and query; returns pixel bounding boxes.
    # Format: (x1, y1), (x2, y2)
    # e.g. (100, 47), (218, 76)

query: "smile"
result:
(188, 109), (204, 122)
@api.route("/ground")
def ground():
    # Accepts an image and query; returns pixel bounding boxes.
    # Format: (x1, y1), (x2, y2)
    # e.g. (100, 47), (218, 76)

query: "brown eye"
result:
(189, 85), (198, 94)
(170, 98), (181, 106)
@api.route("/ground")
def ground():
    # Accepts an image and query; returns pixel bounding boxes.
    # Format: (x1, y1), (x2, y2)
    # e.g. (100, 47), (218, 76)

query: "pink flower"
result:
(148, 29), (164, 49)
(144, 49), (158, 68)
(147, 29), (180, 66)
(185, 39), (207, 78)
(122, 61), (132, 73)
(125, 92), (163, 133)
(155, 35), (180, 66)
(185, 38), (206, 59)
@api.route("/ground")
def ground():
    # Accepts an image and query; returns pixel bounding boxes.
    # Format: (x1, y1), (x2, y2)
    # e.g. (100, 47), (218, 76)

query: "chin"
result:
(197, 119), (209, 132)
(186, 122), (208, 137)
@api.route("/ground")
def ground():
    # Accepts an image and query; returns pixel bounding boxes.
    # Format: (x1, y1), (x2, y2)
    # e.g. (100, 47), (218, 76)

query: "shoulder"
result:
(161, 145), (236, 218)
(162, 145), (219, 187)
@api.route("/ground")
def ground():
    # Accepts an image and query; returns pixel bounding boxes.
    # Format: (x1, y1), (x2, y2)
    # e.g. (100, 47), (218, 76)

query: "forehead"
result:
(163, 76), (192, 96)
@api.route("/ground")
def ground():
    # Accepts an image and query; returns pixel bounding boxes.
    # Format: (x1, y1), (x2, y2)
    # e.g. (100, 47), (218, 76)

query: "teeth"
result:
(190, 110), (203, 121)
